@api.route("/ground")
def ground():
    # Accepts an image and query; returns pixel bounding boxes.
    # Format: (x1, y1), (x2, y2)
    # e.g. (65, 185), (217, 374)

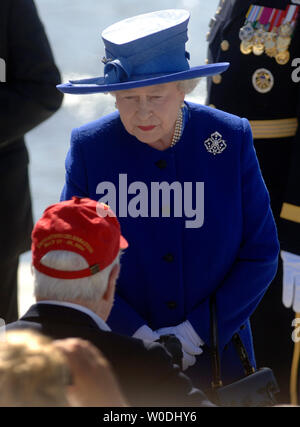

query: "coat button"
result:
(155, 159), (167, 169)
(212, 74), (222, 84)
(167, 301), (177, 309)
(240, 324), (246, 330)
(162, 253), (174, 263)
(221, 40), (230, 51)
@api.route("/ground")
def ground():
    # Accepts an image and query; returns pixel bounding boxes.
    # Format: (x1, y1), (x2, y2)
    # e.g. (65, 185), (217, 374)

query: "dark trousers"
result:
(0, 256), (19, 324)
(250, 258), (296, 404)
(251, 138), (298, 404)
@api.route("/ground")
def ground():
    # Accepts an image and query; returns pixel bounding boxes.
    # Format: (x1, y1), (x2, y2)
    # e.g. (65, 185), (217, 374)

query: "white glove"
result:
(281, 251), (300, 312)
(132, 324), (160, 342)
(156, 321), (204, 371)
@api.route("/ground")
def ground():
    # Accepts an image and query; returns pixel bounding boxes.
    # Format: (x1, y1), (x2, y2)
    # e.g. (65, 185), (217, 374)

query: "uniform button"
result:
(162, 253), (174, 263)
(167, 301), (177, 309)
(240, 324), (246, 330)
(155, 159), (167, 169)
(209, 104), (216, 109)
(205, 58), (209, 64)
(221, 40), (230, 51)
(212, 74), (222, 84)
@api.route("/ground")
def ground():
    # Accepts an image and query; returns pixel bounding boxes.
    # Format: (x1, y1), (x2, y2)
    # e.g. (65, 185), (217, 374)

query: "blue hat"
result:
(57, 9), (229, 95)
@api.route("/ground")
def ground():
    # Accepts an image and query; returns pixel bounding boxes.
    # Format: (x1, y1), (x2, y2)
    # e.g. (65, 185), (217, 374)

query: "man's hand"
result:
(53, 338), (128, 407)
(281, 251), (300, 312)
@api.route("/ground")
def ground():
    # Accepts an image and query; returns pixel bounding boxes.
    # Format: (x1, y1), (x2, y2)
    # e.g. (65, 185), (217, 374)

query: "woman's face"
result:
(115, 82), (185, 150)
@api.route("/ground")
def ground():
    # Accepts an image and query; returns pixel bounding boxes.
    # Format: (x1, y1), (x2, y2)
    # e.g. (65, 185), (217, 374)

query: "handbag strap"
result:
(210, 294), (255, 389)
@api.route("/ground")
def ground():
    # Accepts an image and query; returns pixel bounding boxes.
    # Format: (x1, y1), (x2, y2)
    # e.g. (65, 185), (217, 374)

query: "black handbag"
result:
(209, 295), (280, 407)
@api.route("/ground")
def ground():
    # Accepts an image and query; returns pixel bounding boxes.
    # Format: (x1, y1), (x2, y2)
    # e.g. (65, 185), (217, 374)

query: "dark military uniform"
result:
(206, 0), (300, 403)
(0, 0), (63, 323)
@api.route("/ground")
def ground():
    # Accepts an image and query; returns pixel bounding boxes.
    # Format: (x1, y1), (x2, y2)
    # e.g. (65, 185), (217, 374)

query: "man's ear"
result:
(102, 264), (120, 302)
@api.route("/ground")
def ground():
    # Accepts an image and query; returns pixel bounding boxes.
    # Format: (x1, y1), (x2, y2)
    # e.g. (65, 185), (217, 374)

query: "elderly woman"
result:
(57, 9), (279, 391)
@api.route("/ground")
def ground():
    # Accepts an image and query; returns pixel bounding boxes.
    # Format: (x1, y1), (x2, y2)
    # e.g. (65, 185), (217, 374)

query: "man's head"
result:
(31, 197), (128, 320)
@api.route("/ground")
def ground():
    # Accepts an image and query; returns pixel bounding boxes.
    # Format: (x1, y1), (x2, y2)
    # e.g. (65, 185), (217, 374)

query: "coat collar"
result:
(20, 302), (104, 331)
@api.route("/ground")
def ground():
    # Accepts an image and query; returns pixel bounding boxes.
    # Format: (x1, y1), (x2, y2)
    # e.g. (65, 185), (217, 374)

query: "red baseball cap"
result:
(32, 196), (128, 279)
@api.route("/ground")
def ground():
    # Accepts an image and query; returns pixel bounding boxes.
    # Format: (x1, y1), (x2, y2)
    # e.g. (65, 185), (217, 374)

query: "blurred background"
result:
(19, 0), (219, 314)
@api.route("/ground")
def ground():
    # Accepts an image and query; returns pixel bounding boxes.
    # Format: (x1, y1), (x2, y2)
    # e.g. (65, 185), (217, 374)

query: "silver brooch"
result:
(204, 132), (227, 155)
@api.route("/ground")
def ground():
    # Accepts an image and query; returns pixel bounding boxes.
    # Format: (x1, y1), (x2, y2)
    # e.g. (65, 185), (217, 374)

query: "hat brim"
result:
(57, 63), (229, 94)
(120, 235), (128, 250)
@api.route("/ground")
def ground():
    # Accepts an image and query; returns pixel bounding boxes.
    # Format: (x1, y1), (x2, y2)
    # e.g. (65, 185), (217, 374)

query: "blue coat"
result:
(61, 102), (279, 387)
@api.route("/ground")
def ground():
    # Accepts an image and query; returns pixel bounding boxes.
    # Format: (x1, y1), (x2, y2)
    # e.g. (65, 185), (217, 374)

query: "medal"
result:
(239, 22), (255, 41)
(254, 28), (266, 43)
(252, 68), (274, 93)
(238, 4), (299, 64)
(275, 50), (290, 65)
(276, 36), (291, 50)
(253, 44), (264, 55)
(264, 32), (276, 50)
(265, 47), (277, 58)
(279, 23), (293, 37)
(240, 40), (253, 54)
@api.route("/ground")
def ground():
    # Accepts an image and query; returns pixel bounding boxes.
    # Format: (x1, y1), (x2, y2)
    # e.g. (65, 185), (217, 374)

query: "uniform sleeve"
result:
(119, 337), (215, 407)
(187, 118), (280, 351)
(0, 0), (63, 146)
(279, 83), (300, 255)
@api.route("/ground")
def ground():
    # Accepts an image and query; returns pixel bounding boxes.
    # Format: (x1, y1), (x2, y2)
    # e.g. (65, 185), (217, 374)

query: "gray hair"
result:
(33, 250), (121, 303)
(109, 78), (200, 97)
(177, 78), (201, 94)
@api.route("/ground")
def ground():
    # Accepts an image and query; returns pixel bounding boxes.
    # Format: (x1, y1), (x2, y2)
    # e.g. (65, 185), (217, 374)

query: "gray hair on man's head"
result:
(33, 250), (121, 303)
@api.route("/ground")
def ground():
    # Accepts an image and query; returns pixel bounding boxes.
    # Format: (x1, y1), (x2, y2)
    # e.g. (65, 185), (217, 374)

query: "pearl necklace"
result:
(170, 108), (183, 148)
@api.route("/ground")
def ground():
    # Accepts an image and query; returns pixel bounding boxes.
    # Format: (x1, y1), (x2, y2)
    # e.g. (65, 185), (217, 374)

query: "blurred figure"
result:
(0, 330), (70, 407)
(206, 0), (300, 403)
(54, 338), (128, 407)
(0, 0), (63, 323)
(6, 197), (214, 407)
(0, 330), (127, 407)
